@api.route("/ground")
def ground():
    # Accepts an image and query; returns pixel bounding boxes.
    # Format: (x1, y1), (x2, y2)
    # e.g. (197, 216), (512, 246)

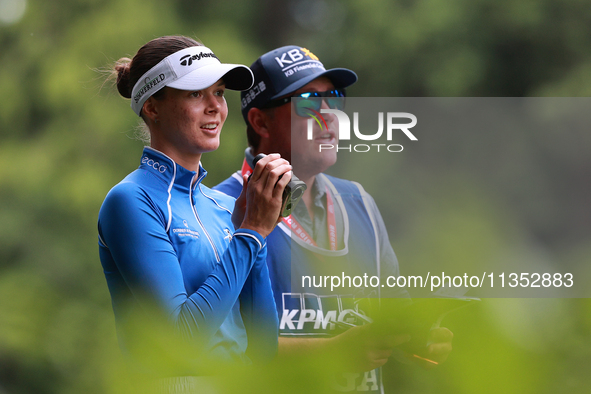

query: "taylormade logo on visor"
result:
(308, 110), (418, 153)
(179, 51), (219, 66)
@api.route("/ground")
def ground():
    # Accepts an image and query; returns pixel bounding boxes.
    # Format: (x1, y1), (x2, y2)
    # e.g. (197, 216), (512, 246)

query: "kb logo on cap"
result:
(275, 48), (321, 70)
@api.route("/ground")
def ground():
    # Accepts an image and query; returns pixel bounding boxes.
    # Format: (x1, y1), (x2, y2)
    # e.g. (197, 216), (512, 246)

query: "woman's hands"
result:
(233, 153), (292, 238)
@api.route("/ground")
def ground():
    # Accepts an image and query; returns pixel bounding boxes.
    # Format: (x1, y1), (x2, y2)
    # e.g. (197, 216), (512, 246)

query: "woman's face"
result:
(151, 80), (228, 165)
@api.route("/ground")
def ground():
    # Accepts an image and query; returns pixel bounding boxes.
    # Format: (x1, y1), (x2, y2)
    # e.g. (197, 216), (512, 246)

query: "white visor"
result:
(130, 46), (254, 116)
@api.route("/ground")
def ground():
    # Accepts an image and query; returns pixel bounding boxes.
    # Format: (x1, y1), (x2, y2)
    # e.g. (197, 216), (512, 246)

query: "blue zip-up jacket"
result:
(98, 147), (278, 367)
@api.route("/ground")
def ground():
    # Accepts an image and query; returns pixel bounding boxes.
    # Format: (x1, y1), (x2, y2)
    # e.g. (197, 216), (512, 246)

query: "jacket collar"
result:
(140, 147), (207, 192)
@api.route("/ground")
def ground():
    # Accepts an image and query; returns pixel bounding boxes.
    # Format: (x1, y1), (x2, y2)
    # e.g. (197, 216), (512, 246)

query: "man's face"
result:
(266, 77), (339, 179)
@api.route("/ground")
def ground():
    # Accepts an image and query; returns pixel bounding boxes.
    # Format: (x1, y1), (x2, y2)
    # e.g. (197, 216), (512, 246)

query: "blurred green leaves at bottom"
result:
(2, 0), (591, 392)
(2, 289), (591, 393)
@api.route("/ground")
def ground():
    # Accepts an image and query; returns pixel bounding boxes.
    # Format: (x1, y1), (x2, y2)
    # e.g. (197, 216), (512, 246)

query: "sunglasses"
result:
(264, 89), (346, 117)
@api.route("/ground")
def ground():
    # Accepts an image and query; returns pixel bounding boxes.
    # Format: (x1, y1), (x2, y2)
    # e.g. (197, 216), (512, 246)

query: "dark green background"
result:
(1, 0), (590, 392)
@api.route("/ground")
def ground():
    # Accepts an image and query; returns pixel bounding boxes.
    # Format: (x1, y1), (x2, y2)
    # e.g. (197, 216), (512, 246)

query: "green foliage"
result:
(1, 0), (591, 392)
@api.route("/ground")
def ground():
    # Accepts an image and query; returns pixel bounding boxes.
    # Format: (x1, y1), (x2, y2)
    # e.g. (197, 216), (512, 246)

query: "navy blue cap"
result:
(240, 45), (357, 123)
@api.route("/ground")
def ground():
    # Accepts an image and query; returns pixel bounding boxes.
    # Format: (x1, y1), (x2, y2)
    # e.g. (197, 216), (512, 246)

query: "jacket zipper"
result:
(190, 173), (221, 262)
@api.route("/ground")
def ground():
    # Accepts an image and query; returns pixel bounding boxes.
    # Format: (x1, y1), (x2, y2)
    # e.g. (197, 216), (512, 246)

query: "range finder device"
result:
(247, 150), (307, 217)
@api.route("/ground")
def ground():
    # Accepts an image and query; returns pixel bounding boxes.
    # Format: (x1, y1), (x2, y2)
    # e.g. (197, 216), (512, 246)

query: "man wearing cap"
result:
(215, 46), (453, 391)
